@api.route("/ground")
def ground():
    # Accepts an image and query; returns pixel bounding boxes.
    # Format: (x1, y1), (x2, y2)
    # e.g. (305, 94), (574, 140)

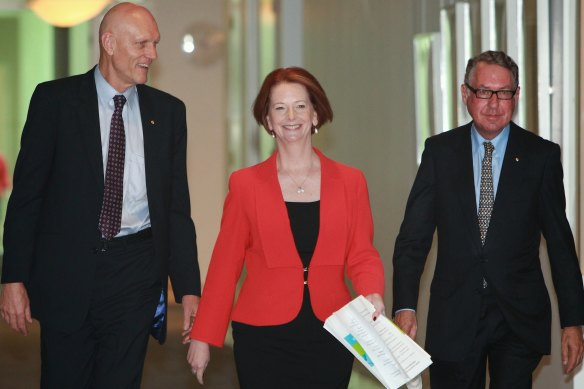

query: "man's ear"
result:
(461, 83), (470, 105)
(101, 33), (116, 56)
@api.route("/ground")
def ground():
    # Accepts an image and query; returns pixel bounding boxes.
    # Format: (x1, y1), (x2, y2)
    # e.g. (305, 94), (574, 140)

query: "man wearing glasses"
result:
(392, 50), (584, 388)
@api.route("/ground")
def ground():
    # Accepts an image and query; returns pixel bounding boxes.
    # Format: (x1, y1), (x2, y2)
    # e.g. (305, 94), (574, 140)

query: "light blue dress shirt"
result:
(471, 124), (510, 212)
(94, 67), (151, 237)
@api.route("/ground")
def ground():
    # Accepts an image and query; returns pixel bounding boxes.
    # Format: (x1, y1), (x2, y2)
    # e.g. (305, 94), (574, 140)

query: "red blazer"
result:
(191, 148), (384, 346)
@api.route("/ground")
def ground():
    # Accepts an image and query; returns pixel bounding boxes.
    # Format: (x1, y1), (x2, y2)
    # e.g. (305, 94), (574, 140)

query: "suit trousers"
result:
(429, 292), (543, 389)
(39, 236), (160, 389)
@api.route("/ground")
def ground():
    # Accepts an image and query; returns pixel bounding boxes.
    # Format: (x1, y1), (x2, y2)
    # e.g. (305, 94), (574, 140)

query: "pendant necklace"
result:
(284, 159), (313, 194)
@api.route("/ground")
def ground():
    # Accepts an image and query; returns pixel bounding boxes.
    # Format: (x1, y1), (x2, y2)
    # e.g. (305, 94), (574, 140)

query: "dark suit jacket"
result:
(1, 68), (200, 344)
(191, 149), (385, 347)
(393, 122), (584, 360)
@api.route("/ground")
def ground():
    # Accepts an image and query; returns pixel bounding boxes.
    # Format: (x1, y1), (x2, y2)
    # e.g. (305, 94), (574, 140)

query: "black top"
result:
(286, 201), (320, 269)
(232, 201), (321, 339)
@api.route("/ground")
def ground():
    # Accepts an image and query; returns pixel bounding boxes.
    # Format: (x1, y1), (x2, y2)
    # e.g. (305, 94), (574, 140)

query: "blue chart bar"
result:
(344, 334), (374, 367)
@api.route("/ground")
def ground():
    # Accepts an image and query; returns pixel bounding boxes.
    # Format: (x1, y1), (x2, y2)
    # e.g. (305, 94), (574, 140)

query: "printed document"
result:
(324, 295), (432, 389)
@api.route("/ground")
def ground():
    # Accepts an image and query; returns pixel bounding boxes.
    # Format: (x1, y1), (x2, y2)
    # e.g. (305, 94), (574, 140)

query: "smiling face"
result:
(99, 5), (160, 92)
(461, 62), (519, 140)
(266, 82), (318, 144)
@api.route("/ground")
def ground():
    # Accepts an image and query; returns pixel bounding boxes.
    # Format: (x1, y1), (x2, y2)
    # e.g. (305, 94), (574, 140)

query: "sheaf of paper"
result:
(324, 296), (432, 389)
(324, 315), (392, 387)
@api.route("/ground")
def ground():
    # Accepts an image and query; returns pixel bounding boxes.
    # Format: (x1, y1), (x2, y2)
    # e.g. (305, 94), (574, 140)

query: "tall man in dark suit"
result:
(0, 3), (200, 388)
(393, 50), (584, 388)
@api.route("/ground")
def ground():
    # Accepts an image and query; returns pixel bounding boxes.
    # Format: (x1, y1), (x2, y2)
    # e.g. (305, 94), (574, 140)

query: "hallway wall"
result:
(147, 0), (227, 285)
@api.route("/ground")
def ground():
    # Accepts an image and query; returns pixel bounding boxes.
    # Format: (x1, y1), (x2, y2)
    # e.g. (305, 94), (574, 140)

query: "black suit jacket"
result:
(1, 68), (200, 343)
(393, 122), (584, 360)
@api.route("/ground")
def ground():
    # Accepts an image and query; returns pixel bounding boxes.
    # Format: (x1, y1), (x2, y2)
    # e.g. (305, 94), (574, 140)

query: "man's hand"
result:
(394, 310), (417, 340)
(0, 282), (32, 336)
(181, 294), (200, 344)
(561, 325), (584, 374)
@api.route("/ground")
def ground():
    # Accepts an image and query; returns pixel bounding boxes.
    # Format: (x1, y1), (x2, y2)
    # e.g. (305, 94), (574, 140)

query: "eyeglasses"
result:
(465, 83), (517, 100)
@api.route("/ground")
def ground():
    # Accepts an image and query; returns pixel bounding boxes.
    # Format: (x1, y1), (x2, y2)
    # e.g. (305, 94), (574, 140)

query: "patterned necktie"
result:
(478, 142), (494, 246)
(99, 95), (126, 240)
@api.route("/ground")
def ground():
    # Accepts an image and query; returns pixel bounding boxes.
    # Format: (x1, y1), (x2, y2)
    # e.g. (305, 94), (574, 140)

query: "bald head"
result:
(99, 2), (156, 42)
(98, 2), (160, 92)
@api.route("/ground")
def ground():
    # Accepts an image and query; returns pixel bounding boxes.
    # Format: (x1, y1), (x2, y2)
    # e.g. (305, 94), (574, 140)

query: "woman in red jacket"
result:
(0, 154), (10, 198)
(187, 67), (385, 388)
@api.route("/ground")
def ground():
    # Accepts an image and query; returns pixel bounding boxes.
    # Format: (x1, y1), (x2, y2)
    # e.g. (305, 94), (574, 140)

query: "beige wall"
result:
(147, 0), (227, 286)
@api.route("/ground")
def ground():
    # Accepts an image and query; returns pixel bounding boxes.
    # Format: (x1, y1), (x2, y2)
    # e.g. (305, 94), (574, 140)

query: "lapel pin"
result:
(515, 157), (519, 162)
(150, 120), (155, 125)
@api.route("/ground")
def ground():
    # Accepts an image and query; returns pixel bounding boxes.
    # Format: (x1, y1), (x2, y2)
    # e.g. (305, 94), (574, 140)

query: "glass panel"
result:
(413, 33), (436, 164)
(227, 0), (245, 173)
(454, 3), (473, 125)
(439, 9), (455, 132)
(258, 0), (277, 160)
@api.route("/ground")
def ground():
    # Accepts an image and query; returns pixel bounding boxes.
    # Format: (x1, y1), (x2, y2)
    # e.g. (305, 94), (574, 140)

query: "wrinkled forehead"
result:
(469, 63), (514, 86)
(107, 7), (159, 36)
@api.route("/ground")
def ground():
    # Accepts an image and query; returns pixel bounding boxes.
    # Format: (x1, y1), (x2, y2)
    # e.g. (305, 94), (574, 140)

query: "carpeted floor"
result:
(0, 303), (239, 389)
(0, 303), (384, 388)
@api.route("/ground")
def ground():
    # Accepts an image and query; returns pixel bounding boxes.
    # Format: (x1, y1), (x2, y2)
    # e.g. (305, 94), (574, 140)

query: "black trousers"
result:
(430, 293), (543, 389)
(40, 236), (160, 389)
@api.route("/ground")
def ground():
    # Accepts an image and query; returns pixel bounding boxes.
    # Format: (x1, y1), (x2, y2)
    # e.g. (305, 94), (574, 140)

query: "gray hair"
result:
(464, 50), (519, 89)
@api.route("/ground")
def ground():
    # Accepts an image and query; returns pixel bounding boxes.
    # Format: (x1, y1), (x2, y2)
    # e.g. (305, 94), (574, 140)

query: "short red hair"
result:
(252, 67), (333, 134)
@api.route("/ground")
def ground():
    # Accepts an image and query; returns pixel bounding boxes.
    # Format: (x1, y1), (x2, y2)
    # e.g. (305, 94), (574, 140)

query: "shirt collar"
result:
(94, 66), (137, 106)
(471, 123), (510, 157)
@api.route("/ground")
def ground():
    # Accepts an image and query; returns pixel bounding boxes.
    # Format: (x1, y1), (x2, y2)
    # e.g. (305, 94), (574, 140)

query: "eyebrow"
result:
(272, 100), (308, 104)
(474, 84), (515, 90)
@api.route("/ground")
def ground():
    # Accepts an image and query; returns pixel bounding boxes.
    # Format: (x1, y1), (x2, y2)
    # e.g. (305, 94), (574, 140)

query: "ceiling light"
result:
(28, 0), (112, 28)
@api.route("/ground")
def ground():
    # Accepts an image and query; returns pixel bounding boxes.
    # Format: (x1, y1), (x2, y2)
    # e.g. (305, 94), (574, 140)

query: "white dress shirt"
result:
(94, 67), (150, 237)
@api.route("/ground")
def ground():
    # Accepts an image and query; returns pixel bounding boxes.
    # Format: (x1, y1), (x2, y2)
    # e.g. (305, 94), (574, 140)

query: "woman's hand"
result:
(365, 293), (385, 321)
(187, 339), (210, 385)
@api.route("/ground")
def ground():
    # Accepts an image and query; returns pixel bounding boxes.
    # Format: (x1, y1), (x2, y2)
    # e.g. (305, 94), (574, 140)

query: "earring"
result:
(313, 128), (319, 134)
(270, 131), (276, 138)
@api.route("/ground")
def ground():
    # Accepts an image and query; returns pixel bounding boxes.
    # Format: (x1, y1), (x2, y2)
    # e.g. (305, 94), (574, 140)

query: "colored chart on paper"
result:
(344, 334), (374, 367)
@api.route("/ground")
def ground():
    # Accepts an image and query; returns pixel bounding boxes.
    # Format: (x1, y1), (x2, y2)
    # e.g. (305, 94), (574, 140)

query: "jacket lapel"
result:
(454, 125), (483, 250)
(77, 67), (104, 189)
(311, 150), (347, 266)
(485, 123), (525, 246)
(136, 85), (163, 204)
(255, 153), (302, 268)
